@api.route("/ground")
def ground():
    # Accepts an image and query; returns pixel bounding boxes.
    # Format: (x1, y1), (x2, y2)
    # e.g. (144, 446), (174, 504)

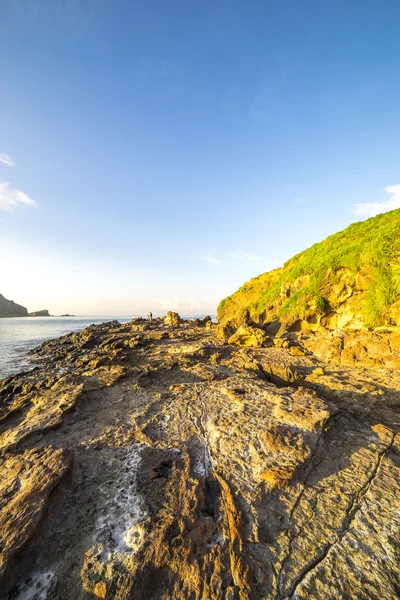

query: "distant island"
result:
(0, 293), (50, 318)
(61, 313), (76, 317)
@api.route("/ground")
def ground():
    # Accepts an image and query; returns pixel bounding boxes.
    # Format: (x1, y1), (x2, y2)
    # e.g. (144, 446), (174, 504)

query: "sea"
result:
(0, 315), (214, 380)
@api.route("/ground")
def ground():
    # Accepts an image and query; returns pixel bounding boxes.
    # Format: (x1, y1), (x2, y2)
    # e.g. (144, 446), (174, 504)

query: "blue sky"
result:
(1, 0), (400, 315)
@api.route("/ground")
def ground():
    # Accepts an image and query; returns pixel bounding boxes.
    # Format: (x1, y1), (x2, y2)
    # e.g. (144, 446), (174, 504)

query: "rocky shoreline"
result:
(0, 317), (399, 599)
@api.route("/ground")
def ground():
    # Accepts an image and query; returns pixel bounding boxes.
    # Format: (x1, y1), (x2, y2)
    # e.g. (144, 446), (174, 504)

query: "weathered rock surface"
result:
(164, 311), (181, 326)
(0, 318), (399, 599)
(228, 324), (271, 348)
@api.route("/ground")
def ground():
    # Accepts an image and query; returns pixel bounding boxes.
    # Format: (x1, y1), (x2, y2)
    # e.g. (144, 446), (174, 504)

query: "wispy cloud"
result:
(202, 256), (222, 265)
(0, 153), (15, 167)
(230, 250), (260, 262)
(353, 185), (400, 218)
(0, 182), (36, 212)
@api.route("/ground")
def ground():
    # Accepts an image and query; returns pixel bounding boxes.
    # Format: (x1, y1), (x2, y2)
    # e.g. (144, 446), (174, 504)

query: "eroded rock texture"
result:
(0, 319), (399, 599)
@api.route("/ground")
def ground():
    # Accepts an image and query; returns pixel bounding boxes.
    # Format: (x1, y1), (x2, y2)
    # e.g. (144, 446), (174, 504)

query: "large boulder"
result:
(215, 319), (237, 342)
(228, 324), (271, 348)
(164, 311), (181, 326)
(193, 316), (212, 327)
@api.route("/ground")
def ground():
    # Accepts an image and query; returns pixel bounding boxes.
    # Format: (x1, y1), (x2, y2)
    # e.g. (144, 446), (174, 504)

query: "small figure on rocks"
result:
(148, 312), (153, 322)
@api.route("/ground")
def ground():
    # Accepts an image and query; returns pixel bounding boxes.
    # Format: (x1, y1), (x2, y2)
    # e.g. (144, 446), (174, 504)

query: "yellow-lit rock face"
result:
(218, 209), (400, 335)
(164, 311), (181, 326)
(0, 318), (399, 599)
(228, 324), (270, 348)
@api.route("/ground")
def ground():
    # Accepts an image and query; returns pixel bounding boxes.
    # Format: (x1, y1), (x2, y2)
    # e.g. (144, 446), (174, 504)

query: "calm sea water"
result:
(0, 315), (214, 380)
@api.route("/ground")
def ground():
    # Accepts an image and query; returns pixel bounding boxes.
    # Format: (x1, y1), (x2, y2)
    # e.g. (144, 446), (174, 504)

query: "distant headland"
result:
(0, 294), (28, 317)
(0, 293), (53, 318)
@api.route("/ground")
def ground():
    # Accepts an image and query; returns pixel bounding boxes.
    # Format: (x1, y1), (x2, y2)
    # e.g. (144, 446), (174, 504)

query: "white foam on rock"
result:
(194, 454), (206, 478)
(17, 572), (57, 600)
(94, 445), (148, 557)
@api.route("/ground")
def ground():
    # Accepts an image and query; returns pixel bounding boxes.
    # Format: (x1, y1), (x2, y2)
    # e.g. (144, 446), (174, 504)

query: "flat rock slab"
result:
(0, 319), (399, 599)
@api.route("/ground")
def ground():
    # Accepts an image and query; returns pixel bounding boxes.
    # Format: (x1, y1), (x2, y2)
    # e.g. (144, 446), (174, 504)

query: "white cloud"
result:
(353, 184), (400, 218)
(230, 250), (260, 262)
(0, 182), (36, 212)
(0, 153), (15, 167)
(202, 256), (222, 265)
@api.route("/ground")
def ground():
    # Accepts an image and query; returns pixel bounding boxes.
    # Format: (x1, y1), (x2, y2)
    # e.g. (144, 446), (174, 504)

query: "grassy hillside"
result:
(218, 209), (400, 328)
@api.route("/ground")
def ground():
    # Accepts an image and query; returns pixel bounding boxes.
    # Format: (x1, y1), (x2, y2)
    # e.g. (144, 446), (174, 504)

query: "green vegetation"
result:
(218, 298), (228, 313)
(218, 209), (400, 327)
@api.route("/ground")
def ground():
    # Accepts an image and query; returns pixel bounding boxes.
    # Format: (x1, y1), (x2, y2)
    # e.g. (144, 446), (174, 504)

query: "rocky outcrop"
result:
(218, 209), (400, 332)
(164, 311), (181, 326)
(0, 294), (28, 318)
(216, 211), (400, 374)
(228, 324), (271, 347)
(29, 310), (50, 317)
(0, 319), (399, 599)
(193, 316), (212, 327)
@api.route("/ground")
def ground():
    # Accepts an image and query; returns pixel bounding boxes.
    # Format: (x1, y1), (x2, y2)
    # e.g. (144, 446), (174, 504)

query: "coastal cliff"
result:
(0, 294), (28, 318)
(0, 294), (50, 318)
(216, 210), (400, 370)
(218, 209), (400, 332)
(0, 317), (399, 599)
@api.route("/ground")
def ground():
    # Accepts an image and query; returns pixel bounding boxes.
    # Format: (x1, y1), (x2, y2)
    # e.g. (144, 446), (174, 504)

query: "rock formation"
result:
(0, 316), (399, 599)
(0, 294), (51, 318)
(218, 209), (400, 333)
(0, 294), (28, 318)
(164, 311), (181, 326)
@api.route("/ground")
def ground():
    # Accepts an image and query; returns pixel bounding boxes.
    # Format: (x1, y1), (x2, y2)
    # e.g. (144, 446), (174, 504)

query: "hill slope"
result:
(0, 294), (28, 318)
(218, 209), (400, 331)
